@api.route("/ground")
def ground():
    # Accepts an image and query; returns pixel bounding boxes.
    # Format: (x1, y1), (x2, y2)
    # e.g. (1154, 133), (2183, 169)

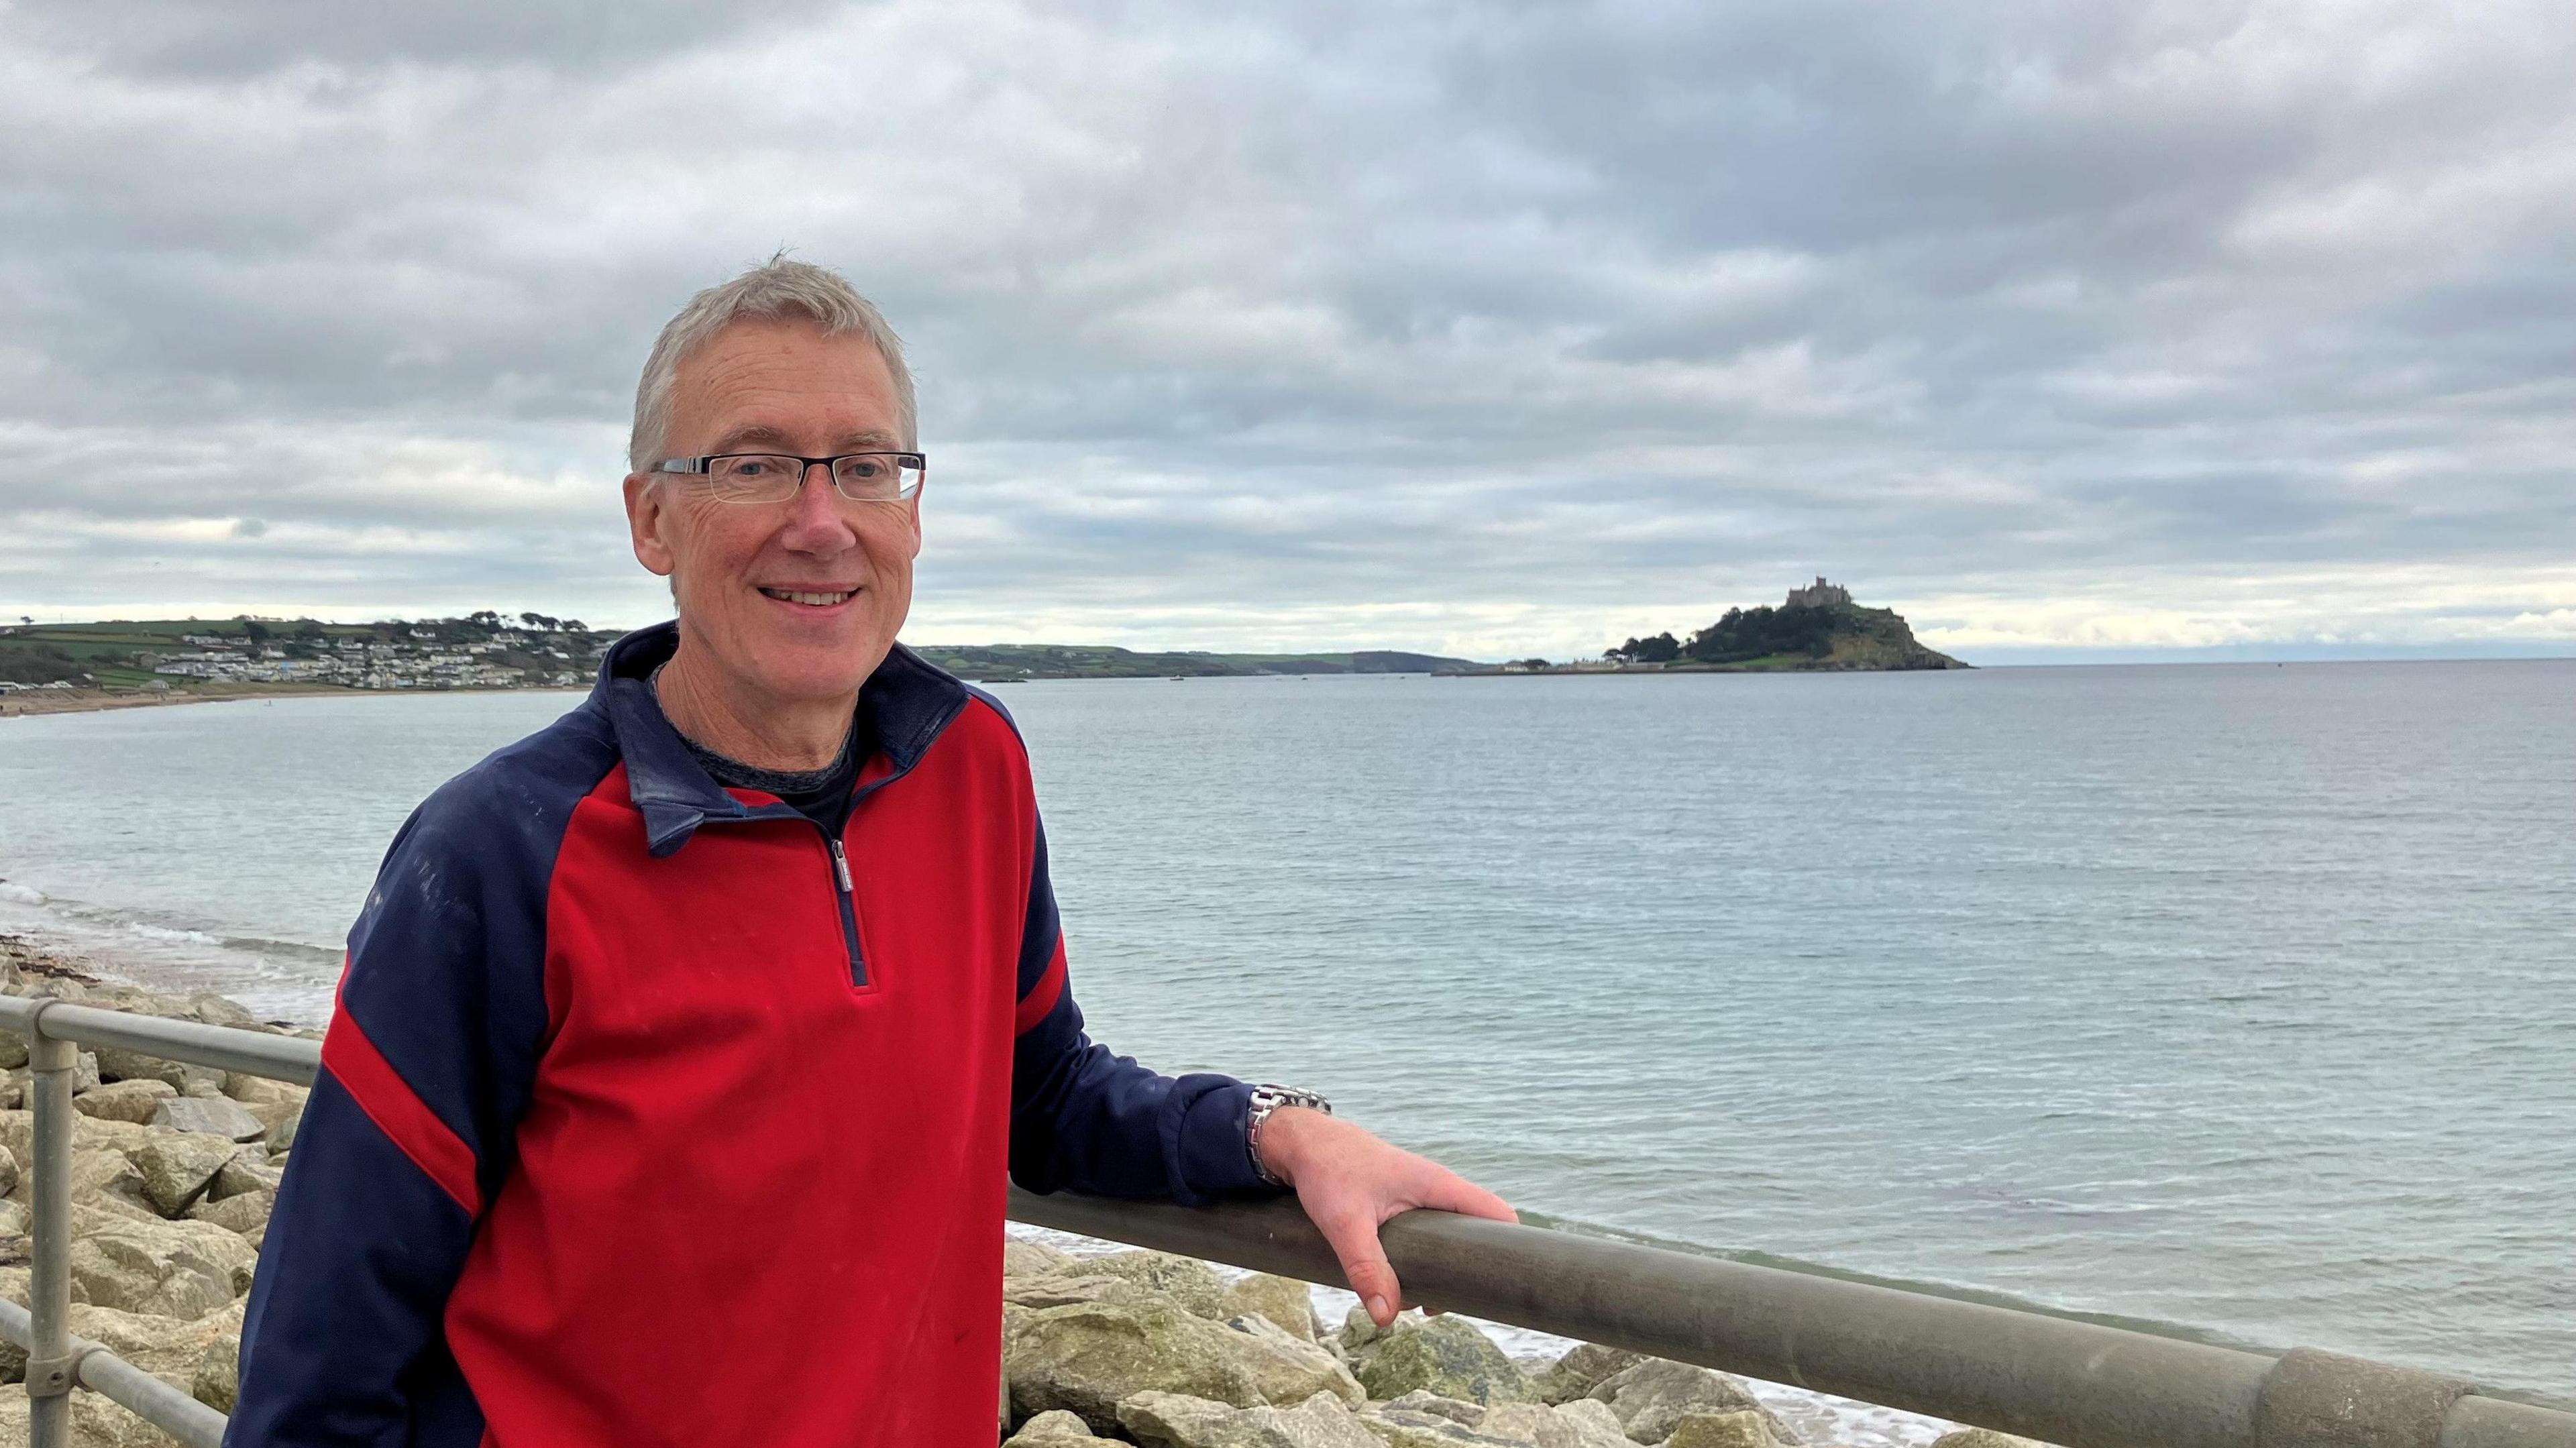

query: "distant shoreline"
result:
(0, 683), (584, 720)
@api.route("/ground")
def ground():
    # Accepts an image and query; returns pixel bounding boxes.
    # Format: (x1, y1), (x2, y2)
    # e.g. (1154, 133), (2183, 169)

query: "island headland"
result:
(1449, 580), (1967, 675)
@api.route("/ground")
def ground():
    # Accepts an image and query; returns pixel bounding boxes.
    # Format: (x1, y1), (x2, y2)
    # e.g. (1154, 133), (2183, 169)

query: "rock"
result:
(1357, 1315), (1534, 1406)
(186, 1187), (274, 1247)
(0, 1107), (150, 1167)
(1542, 1344), (1646, 1404)
(63, 1146), (160, 1223)
(92, 1045), (189, 1091)
(248, 1097), (303, 1150)
(1008, 1272), (1159, 1312)
(1005, 1239), (1079, 1278)
(1006, 1300), (1364, 1433)
(67, 1207), (259, 1319)
(1080, 1249), (1231, 1318)
(0, 1034), (25, 1072)
(1351, 1404), (1527, 1447)
(211, 1148), (284, 1201)
(1005, 1408), (1099, 1444)
(1928, 1433), (2048, 1448)
(0, 1387), (191, 1445)
(1588, 1361), (1796, 1445)
(189, 993), (262, 1029)
(74, 1079), (178, 1125)
(1224, 1274), (1324, 1341)
(1478, 1401), (1635, 1448)
(195, 1329), (243, 1411)
(1124, 1390), (1385, 1448)
(1381, 1391), (1485, 1426)
(1664, 1412), (1785, 1448)
(0, 1143), (16, 1199)
(1536, 1400), (1635, 1448)
(64, 1299), (244, 1391)
(129, 1130), (239, 1215)
(152, 1095), (266, 1142)
(0, 1199), (28, 1236)
(77, 985), (171, 1015)
(1120, 1390), (1246, 1447)
(1341, 1306), (1387, 1352)
(0, 1266), (25, 1382)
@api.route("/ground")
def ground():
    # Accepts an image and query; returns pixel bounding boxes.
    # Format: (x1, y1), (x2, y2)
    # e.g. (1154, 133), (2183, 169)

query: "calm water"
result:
(1, 661), (2570, 1400)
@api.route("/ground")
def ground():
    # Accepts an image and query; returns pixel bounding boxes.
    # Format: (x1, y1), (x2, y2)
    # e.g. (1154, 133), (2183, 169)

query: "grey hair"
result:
(627, 254), (916, 470)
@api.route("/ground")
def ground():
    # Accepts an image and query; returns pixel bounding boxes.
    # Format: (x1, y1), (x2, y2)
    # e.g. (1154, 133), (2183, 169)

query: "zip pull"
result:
(829, 838), (854, 893)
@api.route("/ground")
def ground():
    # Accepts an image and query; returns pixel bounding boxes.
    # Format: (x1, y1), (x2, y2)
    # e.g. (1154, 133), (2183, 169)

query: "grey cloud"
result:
(1, 0), (2571, 659)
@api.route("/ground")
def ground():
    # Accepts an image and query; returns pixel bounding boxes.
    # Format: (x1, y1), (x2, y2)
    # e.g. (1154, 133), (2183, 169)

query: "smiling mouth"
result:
(759, 588), (857, 607)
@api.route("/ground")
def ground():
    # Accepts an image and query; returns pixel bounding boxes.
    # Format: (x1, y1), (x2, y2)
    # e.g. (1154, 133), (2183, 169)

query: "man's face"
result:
(623, 318), (920, 704)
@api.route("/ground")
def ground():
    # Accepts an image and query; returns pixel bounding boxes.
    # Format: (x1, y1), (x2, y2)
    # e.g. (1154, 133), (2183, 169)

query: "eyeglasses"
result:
(650, 452), (926, 504)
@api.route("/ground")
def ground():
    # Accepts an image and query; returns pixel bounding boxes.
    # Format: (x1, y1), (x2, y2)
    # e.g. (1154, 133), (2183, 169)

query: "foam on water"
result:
(0, 886), (327, 1023)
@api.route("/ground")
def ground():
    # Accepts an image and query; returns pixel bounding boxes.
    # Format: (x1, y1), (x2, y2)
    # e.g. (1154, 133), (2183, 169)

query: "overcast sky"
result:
(2, 1), (2570, 662)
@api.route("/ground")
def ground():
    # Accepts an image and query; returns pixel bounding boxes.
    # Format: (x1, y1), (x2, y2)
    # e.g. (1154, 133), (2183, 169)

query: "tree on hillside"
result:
(1683, 604), (1836, 664)
(468, 610), (500, 628)
(559, 619), (586, 633)
(0, 645), (84, 685)
(1607, 631), (1680, 663)
(241, 620), (271, 644)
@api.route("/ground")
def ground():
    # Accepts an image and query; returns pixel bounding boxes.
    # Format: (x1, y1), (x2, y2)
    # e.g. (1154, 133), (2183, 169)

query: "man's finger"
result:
(1410, 1168), (1517, 1225)
(1314, 1205), (1404, 1326)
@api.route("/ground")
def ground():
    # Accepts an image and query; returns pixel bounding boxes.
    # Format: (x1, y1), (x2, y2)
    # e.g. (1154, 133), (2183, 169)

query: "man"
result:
(229, 259), (1513, 1446)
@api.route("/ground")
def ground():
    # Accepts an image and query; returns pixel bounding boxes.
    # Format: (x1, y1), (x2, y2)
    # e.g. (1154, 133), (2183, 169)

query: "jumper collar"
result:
(590, 621), (969, 857)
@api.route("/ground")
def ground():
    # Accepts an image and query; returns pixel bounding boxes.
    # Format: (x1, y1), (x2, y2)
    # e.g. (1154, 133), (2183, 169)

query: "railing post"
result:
(26, 1019), (78, 1448)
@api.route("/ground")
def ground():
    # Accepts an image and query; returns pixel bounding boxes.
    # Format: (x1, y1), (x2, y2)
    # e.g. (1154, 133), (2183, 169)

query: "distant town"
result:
(0, 612), (611, 698)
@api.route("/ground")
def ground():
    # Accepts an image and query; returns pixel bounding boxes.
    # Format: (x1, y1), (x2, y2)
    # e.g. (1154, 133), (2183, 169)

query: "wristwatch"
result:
(1244, 1084), (1333, 1188)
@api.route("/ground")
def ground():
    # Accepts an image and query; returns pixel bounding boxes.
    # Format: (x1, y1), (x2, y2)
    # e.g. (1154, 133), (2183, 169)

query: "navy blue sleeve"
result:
(1008, 814), (1279, 1205)
(228, 726), (593, 1447)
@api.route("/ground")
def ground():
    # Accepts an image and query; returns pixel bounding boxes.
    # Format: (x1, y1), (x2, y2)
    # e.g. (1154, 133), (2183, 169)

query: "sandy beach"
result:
(0, 685), (343, 720)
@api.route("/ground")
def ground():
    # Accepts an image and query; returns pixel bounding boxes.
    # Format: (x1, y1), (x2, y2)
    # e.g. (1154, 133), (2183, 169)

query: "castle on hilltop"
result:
(1783, 576), (1852, 609)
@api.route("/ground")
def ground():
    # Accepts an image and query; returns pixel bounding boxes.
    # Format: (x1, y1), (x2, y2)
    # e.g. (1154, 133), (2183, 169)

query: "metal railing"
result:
(2, 997), (2569, 1448)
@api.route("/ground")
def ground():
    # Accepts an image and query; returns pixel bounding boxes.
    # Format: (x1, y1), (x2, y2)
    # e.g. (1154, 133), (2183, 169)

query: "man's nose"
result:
(777, 463), (860, 552)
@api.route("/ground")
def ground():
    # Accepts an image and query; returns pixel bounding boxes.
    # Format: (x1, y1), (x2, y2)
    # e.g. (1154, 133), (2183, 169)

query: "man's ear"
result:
(624, 473), (676, 577)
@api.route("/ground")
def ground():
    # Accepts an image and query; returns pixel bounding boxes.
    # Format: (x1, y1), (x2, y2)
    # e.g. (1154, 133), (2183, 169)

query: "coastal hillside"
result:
(906, 644), (1479, 681)
(0, 618), (1481, 708)
(0, 614), (609, 695)
(1607, 579), (1966, 672)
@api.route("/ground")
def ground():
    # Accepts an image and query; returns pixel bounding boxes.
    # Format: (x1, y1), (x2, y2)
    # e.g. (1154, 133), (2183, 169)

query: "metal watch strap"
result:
(1245, 1084), (1332, 1188)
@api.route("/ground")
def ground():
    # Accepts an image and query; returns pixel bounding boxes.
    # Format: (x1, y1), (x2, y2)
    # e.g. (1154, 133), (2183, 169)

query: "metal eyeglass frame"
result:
(649, 452), (926, 504)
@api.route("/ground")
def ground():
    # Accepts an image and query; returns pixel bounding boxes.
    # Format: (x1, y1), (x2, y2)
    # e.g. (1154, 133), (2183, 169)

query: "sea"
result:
(1, 659), (2570, 1436)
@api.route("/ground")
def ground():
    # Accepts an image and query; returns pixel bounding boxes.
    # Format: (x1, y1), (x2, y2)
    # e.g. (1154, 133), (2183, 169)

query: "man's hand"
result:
(1253, 1107), (1515, 1328)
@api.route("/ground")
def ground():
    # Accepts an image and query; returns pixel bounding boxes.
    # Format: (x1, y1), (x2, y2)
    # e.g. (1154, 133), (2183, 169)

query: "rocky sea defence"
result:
(0, 939), (307, 1445)
(0, 935), (2028, 1448)
(996, 1235), (2036, 1448)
